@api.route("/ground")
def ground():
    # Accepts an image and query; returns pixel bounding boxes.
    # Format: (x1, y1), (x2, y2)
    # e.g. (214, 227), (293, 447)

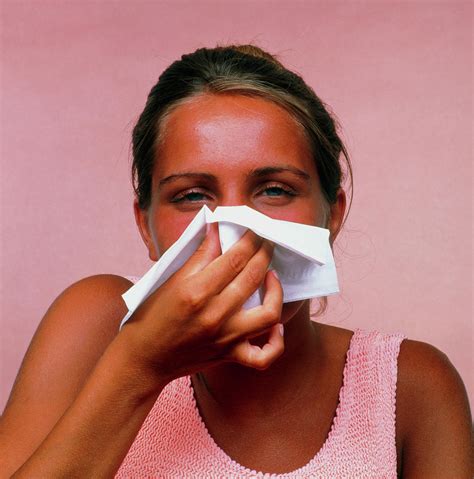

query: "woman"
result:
(0, 45), (471, 478)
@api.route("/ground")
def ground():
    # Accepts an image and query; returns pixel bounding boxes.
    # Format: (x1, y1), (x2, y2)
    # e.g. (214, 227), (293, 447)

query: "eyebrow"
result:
(249, 166), (311, 181)
(158, 165), (311, 187)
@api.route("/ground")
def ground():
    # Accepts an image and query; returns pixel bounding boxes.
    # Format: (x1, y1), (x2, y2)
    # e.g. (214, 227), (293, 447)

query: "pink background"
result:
(1, 2), (472, 411)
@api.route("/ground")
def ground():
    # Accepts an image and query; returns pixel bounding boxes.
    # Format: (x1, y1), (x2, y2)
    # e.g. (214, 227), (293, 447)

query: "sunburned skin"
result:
(134, 92), (346, 334)
(0, 44), (470, 477)
(147, 93), (336, 251)
(1, 86), (469, 479)
(133, 92), (347, 418)
(128, 92), (366, 474)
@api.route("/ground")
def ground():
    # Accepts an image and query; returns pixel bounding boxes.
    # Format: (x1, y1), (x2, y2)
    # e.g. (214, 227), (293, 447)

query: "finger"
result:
(180, 222), (222, 276)
(191, 228), (265, 295)
(225, 321), (285, 370)
(209, 242), (275, 318)
(216, 269), (283, 342)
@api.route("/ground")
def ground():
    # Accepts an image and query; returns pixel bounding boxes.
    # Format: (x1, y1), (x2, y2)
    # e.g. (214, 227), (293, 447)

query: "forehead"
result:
(154, 93), (317, 179)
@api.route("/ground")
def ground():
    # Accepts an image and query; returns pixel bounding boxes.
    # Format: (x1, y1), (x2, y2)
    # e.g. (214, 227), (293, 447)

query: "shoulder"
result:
(0, 274), (135, 455)
(396, 338), (473, 476)
(12, 272), (134, 367)
(46, 273), (133, 308)
(55, 273), (133, 306)
(45, 274), (133, 327)
(29, 274), (134, 342)
(3, 274), (134, 411)
(0, 274), (135, 473)
(397, 338), (470, 411)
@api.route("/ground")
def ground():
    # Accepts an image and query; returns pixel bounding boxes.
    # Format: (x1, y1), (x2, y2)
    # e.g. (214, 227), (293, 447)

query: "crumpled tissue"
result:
(119, 205), (339, 329)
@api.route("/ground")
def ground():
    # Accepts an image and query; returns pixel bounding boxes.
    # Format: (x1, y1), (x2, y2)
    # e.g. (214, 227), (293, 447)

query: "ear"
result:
(133, 199), (159, 261)
(327, 188), (346, 247)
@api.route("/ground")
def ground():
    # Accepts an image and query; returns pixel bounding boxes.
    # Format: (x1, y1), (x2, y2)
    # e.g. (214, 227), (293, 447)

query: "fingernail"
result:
(279, 323), (284, 336)
(271, 269), (279, 280)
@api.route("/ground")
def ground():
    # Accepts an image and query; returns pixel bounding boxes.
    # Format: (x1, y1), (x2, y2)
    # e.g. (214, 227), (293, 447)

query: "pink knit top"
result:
(117, 276), (406, 478)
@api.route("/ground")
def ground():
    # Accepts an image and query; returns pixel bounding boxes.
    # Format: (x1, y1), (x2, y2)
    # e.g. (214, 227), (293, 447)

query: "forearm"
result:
(11, 334), (168, 478)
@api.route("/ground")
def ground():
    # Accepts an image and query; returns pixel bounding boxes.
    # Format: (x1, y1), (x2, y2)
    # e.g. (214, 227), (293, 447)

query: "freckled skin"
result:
(134, 93), (345, 329)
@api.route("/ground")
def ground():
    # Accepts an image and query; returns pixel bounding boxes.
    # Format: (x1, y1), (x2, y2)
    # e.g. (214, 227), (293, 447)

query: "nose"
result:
(217, 188), (251, 209)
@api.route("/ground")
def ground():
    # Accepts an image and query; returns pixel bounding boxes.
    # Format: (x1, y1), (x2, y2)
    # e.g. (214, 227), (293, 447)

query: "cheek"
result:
(260, 201), (321, 227)
(154, 209), (198, 255)
(153, 202), (324, 260)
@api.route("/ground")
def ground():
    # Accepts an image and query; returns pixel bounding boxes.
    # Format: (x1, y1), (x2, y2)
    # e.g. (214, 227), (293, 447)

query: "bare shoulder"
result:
(2, 273), (134, 413)
(48, 273), (133, 320)
(12, 274), (135, 364)
(397, 338), (470, 414)
(0, 274), (134, 473)
(396, 338), (473, 476)
(40, 273), (134, 334)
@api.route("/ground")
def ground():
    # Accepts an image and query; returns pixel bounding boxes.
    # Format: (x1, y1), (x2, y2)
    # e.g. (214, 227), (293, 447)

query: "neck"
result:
(192, 301), (324, 419)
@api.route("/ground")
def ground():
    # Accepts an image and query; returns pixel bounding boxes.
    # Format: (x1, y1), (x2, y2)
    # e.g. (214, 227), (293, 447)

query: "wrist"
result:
(106, 331), (171, 402)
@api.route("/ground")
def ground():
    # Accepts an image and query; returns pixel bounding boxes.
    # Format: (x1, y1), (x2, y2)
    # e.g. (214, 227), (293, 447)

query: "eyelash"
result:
(170, 183), (296, 203)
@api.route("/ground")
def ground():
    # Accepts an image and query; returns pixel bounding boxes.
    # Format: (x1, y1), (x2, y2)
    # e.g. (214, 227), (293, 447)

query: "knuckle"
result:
(255, 346), (285, 371)
(228, 251), (247, 273)
(262, 305), (280, 325)
(245, 264), (264, 289)
(194, 242), (205, 253)
(239, 348), (255, 368)
(253, 356), (271, 370)
(192, 244), (207, 260)
(180, 286), (206, 312)
(199, 312), (220, 336)
(225, 282), (242, 300)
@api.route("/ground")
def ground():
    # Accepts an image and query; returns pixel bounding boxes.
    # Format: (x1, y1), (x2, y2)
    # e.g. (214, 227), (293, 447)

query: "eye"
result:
(170, 188), (211, 203)
(258, 183), (296, 198)
(263, 186), (288, 197)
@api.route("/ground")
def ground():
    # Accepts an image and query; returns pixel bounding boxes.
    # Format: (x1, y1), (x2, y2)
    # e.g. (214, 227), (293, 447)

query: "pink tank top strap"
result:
(339, 327), (407, 472)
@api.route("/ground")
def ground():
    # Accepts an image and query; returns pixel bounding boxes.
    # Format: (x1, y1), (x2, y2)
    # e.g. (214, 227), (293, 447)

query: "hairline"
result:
(152, 89), (331, 226)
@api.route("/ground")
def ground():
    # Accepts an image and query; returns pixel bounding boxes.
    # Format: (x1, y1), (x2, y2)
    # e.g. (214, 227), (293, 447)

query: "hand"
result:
(120, 223), (284, 383)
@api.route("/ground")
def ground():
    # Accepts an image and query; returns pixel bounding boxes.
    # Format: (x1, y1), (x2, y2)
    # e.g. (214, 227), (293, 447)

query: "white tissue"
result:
(119, 205), (339, 329)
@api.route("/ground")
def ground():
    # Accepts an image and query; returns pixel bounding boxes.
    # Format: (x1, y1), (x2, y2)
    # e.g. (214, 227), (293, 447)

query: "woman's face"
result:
(135, 93), (345, 324)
